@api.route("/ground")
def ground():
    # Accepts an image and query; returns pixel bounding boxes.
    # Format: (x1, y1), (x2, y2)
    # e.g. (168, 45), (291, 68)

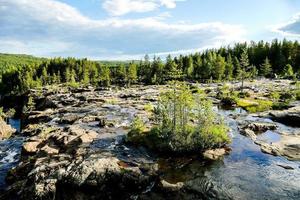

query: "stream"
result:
(0, 119), (23, 190)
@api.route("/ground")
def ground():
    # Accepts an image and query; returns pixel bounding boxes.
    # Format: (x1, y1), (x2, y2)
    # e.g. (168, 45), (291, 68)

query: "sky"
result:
(1, 0), (300, 60)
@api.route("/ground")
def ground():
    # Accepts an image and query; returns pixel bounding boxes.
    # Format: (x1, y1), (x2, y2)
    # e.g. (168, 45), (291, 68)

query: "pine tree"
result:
(127, 63), (138, 87)
(213, 55), (226, 81)
(260, 57), (272, 77)
(99, 65), (111, 87)
(225, 54), (234, 80)
(240, 48), (250, 92)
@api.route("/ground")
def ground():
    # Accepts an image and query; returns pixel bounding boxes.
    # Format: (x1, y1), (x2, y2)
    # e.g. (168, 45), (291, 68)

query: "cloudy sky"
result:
(0, 0), (300, 60)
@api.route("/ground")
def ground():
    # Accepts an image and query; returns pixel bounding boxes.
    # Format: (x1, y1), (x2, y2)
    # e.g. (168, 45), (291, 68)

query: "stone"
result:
(79, 131), (98, 143)
(269, 106), (300, 127)
(0, 118), (16, 139)
(40, 145), (59, 155)
(240, 128), (257, 140)
(160, 180), (184, 191)
(23, 141), (42, 154)
(59, 114), (79, 124)
(255, 134), (300, 161)
(203, 148), (227, 160)
(245, 122), (277, 132)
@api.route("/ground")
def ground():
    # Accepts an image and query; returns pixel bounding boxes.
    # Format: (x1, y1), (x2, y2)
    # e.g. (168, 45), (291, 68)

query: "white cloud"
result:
(0, 0), (246, 60)
(271, 13), (300, 37)
(102, 0), (185, 16)
(102, 0), (158, 16)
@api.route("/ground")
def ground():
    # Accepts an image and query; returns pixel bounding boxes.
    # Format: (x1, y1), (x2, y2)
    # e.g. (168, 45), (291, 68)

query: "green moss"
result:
(237, 99), (273, 113)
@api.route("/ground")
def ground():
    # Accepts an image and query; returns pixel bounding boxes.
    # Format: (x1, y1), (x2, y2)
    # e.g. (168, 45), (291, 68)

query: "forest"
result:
(0, 39), (300, 95)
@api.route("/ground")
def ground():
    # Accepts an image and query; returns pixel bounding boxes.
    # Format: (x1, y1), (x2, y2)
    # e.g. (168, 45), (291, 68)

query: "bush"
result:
(127, 81), (230, 154)
(238, 91), (251, 98)
(280, 91), (295, 102)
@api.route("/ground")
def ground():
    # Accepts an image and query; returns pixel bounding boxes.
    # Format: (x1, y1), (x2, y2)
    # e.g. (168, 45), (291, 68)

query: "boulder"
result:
(0, 118), (16, 139)
(255, 134), (300, 160)
(59, 114), (79, 124)
(269, 106), (300, 127)
(22, 141), (42, 154)
(203, 148), (227, 160)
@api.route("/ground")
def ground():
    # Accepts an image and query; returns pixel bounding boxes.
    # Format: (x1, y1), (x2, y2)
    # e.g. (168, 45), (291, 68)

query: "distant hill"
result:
(0, 53), (137, 69)
(0, 53), (46, 68)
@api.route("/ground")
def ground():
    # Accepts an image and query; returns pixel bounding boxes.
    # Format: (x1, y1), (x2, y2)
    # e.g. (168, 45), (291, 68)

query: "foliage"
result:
(144, 103), (154, 112)
(2, 39), (300, 94)
(127, 82), (230, 153)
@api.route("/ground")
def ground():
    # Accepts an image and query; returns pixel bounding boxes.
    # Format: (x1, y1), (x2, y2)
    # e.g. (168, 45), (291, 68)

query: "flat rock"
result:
(269, 106), (300, 127)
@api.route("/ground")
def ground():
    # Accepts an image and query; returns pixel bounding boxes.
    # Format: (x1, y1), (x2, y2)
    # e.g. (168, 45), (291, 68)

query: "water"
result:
(89, 104), (300, 199)
(158, 108), (300, 199)
(0, 119), (23, 190)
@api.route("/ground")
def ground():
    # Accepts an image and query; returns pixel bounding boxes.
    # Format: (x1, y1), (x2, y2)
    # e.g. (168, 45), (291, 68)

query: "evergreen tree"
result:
(225, 54), (234, 80)
(240, 48), (250, 91)
(99, 65), (111, 87)
(260, 57), (272, 77)
(127, 63), (137, 87)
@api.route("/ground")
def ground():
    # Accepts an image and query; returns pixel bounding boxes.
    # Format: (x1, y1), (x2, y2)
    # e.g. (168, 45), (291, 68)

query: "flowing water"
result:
(0, 119), (23, 190)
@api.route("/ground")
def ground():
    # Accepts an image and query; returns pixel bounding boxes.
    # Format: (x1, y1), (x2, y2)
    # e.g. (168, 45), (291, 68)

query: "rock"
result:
(40, 145), (59, 155)
(255, 134), (300, 160)
(239, 122), (277, 140)
(27, 109), (54, 124)
(160, 180), (184, 191)
(35, 97), (57, 111)
(0, 118), (16, 140)
(269, 106), (300, 127)
(240, 128), (257, 140)
(245, 122), (277, 132)
(79, 131), (98, 143)
(59, 114), (79, 124)
(203, 148), (227, 160)
(22, 141), (42, 154)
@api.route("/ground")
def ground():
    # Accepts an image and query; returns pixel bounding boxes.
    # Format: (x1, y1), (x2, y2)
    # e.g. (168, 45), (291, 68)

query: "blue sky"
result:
(1, 0), (300, 60)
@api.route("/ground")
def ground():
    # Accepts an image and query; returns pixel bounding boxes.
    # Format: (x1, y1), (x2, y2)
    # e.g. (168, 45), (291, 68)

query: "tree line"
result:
(1, 39), (300, 94)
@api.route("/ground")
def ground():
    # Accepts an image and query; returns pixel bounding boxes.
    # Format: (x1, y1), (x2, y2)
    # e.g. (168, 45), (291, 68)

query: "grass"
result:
(237, 98), (273, 113)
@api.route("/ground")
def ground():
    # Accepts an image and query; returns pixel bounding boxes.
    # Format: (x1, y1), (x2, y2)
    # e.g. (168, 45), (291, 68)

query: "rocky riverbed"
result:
(1, 80), (300, 200)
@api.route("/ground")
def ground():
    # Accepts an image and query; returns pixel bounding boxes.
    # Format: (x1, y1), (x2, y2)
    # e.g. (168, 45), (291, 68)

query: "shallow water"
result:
(159, 108), (300, 199)
(89, 105), (300, 199)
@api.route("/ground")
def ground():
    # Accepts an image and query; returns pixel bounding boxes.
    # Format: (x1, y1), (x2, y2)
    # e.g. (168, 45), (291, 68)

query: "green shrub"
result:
(127, 81), (230, 154)
(269, 91), (280, 101)
(144, 103), (154, 112)
(280, 91), (295, 102)
(238, 91), (251, 98)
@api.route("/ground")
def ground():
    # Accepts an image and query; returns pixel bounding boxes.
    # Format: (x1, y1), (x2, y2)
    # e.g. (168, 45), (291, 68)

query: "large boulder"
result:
(269, 106), (300, 127)
(0, 118), (16, 140)
(255, 134), (300, 160)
